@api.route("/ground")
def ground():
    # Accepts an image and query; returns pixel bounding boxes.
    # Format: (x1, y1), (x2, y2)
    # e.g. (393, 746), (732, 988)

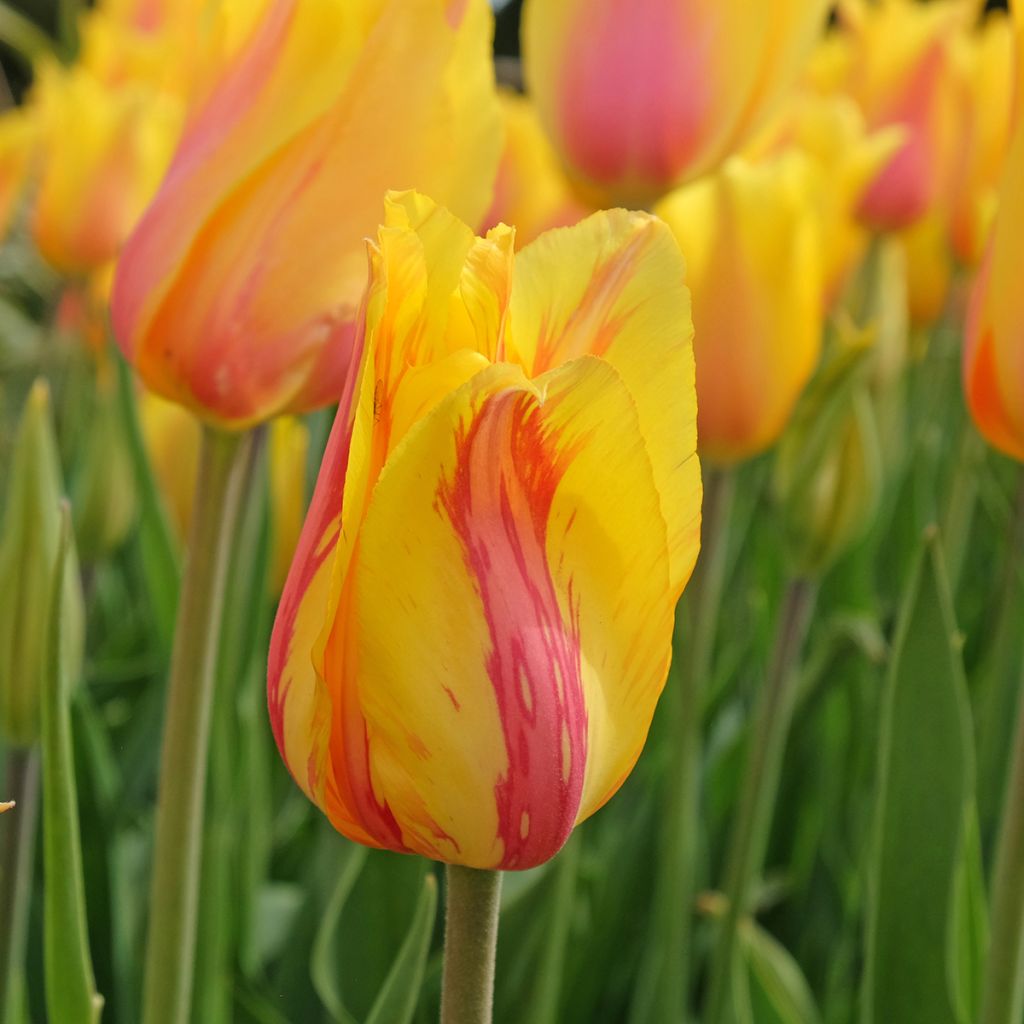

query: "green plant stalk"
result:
(441, 865), (503, 1024)
(979, 670), (1024, 1024)
(0, 747), (39, 1021)
(652, 468), (735, 1021)
(941, 428), (986, 596)
(704, 576), (818, 1024)
(141, 427), (260, 1024)
(42, 505), (102, 1023)
(0, 1), (54, 63)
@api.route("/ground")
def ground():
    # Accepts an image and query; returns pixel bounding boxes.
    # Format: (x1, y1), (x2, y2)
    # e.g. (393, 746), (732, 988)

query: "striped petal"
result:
(348, 356), (673, 868)
(505, 209), (700, 596)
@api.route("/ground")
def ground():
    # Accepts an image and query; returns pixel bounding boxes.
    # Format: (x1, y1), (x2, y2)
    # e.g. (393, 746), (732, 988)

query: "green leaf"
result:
(860, 530), (975, 1024)
(310, 843), (369, 1024)
(741, 922), (822, 1024)
(365, 874), (438, 1024)
(41, 504), (103, 1024)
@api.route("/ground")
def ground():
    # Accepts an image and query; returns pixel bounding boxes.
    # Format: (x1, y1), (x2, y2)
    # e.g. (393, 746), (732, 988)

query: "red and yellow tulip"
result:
(819, 0), (970, 232)
(522, 0), (830, 206)
(964, 11), (1024, 461)
(656, 153), (824, 464)
(268, 192), (701, 870)
(111, 0), (502, 429)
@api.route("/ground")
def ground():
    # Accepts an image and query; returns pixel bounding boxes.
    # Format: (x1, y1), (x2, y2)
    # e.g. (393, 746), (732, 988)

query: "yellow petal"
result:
(506, 209), (701, 596)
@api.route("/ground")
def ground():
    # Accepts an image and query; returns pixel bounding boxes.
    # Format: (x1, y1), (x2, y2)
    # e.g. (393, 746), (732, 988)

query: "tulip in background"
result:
(656, 152), (824, 465)
(112, 0), (502, 428)
(522, 0), (830, 205)
(816, 0), (969, 233)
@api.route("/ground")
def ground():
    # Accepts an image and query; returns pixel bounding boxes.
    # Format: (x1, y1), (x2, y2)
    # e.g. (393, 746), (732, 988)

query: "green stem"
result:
(704, 576), (818, 1024)
(979, 663), (1024, 1024)
(140, 427), (261, 1024)
(441, 866), (503, 1024)
(649, 468), (735, 1021)
(0, 748), (39, 1022)
(941, 427), (985, 596)
(0, 2), (54, 64)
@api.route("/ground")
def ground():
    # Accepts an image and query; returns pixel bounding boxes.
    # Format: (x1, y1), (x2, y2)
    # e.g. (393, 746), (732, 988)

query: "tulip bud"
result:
(0, 800), (13, 813)
(523, 0), (830, 206)
(963, 15), (1024, 461)
(112, 0), (502, 428)
(268, 191), (701, 869)
(0, 382), (85, 747)
(72, 365), (138, 560)
(655, 152), (824, 464)
(774, 334), (883, 576)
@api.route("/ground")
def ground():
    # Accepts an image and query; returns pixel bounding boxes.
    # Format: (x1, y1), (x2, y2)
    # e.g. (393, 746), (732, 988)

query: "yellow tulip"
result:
(964, 15), (1024, 461)
(823, 0), (970, 232)
(111, 0), (502, 429)
(522, 0), (830, 206)
(900, 210), (956, 328)
(481, 90), (588, 248)
(140, 392), (307, 593)
(268, 192), (701, 869)
(28, 58), (181, 276)
(656, 153), (824, 465)
(0, 801), (13, 814)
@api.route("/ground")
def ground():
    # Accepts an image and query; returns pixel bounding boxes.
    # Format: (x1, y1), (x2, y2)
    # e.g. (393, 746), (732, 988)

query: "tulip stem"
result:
(703, 576), (817, 1024)
(0, 748), (40, 1022)
(979, 658), (1024, 1024)
(141, 426), (261, 1024)
(441, 865), (503, 1024)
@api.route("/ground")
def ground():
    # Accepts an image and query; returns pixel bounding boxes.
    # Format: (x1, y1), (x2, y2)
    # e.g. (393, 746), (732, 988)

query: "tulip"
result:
(112, 0), (502, 429)
(963, 14), (1024, 462)
(28, 58), (181, 276)
(823, 0), (970, 232)
(0, 802), (13, 814)
(900, 210), (955, 328)
(656, 153), (824, 464)
(481, 90), (588, 248)
(522, 0), (830, 206)
(268, 191), (701, 870)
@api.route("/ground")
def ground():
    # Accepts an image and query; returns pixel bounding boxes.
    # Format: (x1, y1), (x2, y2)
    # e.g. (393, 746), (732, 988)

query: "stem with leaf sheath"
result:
(441, 865), (503, 1024)
(141, 427), (261, 1024)
(979, 662), (1024, 1024)
(704, 576), (818, 1024)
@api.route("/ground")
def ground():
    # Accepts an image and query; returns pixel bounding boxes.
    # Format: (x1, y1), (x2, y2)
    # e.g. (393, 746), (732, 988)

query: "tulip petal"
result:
(345, 354), (673, 869)
(506, 209), (700, 596)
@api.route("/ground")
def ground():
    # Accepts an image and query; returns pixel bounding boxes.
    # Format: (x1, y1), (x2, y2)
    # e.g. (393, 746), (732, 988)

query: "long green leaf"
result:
(365, 874), (438, 1024)
(42, 504), (103, 1024)
(861, 530), (974, 1024)
(741, 922), (822, 1024)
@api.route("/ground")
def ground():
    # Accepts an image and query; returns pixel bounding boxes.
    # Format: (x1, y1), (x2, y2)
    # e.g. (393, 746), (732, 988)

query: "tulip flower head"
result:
(112, 0), (502, 429)
(268, 192), (701, 870)
(824, 0), (970, 232)
(656, 153), (824, 464)
(0, 112), (35, 242)
(964, 13), (1024, 461)
(523, 0), (830, 206)
(0, 801), (14, 814)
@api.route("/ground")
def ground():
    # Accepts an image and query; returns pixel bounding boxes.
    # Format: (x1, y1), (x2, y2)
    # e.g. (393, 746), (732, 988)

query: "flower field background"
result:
(0, 1), (1022, 1024)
